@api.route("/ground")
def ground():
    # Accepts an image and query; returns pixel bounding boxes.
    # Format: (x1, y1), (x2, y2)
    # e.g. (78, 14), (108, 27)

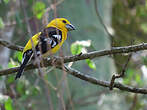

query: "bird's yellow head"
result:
(47, 18), (75, 32)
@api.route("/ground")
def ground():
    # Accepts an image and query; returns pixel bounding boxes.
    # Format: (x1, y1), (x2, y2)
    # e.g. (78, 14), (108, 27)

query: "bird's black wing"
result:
(15, 27), (62, 80)
(35, 27), (62, 55)
(15, 50), (33, 80)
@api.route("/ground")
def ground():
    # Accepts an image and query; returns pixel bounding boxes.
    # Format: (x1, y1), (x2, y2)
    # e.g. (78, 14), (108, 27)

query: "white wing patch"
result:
(52, 41), (57, 48)
(39, 34), (62, 51)
(22, 50), (33, 63)
(36, 51), (41, 55)
(22, 53), (26, 63)
(53, 35), (61, 41)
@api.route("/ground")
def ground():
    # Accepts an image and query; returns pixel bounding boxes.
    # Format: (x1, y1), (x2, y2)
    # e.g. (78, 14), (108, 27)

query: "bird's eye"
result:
(62, 20), (66, 23)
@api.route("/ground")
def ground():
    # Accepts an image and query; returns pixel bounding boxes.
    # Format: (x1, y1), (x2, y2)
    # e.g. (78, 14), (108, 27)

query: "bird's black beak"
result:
(66, 24), (76, 31)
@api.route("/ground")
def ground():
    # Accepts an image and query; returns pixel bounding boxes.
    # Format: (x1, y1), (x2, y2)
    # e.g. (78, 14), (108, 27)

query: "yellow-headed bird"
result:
(15, 18), (75, 80)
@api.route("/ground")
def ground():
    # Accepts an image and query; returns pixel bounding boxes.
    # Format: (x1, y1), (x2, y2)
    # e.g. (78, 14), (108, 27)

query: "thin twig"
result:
(110, 53), (132, 90)
(45, 0), (64, 14)
(20, 0), (32, 36)
(110, 41), (134, 90)
(129, 94), (138, 110)
(0, 38), (23, 51)
(94, 0), (113, 39)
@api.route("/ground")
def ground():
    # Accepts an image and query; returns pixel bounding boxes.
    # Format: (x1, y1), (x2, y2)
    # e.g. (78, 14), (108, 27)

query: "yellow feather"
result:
(23, 32), (41, 54)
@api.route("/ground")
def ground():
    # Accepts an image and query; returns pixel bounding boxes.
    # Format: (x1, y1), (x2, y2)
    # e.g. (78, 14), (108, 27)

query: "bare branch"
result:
(1, 41), (147, 76)
(110, 53), (132, 90)
(0, 38), (23, 51)
(0, 56), (147, 94)
(1, 63), (147, 94)
(1, 38), (147, 94)
(60, 65), (147, 94)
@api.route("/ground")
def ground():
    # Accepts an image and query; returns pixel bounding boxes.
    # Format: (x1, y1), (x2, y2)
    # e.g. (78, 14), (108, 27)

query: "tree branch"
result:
(59, 65), (147, 94)
(1, 63), (147, 94)
(0, 38), (23, 51)
(110, 53), (132, 90)
(0, 39), (147, 94)
(1, 40), (147, 76)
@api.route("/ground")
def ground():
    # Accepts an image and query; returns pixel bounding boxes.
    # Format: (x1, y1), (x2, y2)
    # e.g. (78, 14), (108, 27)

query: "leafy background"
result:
(0, 0), (147, 110)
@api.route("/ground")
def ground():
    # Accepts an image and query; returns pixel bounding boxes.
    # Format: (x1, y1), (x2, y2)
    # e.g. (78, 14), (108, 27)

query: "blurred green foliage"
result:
(3, 0), (9, 4)
(4, 98), (13, 110)
(8, 59), (19, 68)
(112, 0), (147, 109)
(0, 17), (4, 29)
(0, 0), (147, 110)
(33, 1), (46, 19)
(13, 51), (23, 62)
(123, 68), (143, 86)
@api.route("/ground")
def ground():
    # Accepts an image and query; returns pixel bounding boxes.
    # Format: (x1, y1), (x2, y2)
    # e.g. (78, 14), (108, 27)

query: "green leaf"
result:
(33, 1), (46, 19)
(70, 44), (83, 55)
(14, 51), (22, 62)
(8, 59), (19, 68)
(4, 98), (13, 110)
(8, 62), (14, 68)
(85, 59), (96, 70)
(0, 17), (4, 29)
(70, 40), (91, 55)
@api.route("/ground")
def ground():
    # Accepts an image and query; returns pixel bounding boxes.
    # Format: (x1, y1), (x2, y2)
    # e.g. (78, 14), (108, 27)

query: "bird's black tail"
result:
(15, 50), (33, 80)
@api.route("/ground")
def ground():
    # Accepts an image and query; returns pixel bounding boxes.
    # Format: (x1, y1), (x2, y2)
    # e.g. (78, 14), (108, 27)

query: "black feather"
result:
(35, 27), (62, 55)
(15, 50), (33, 80)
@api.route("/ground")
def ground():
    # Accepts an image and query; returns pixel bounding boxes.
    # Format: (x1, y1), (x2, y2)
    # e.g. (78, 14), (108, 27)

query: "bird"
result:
(15, 18), (75, 80)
